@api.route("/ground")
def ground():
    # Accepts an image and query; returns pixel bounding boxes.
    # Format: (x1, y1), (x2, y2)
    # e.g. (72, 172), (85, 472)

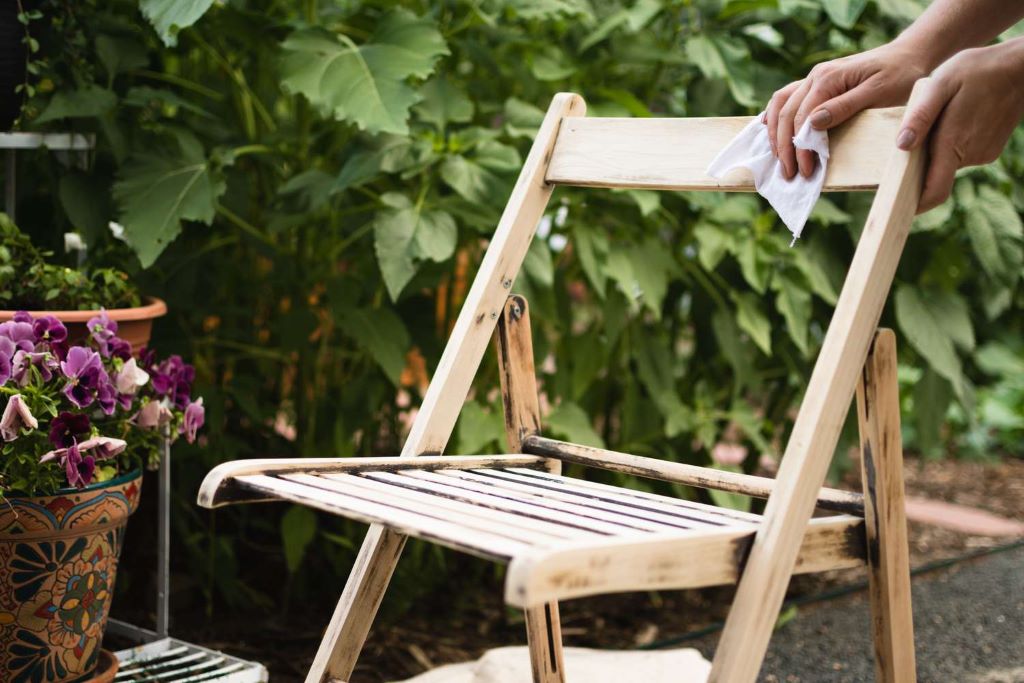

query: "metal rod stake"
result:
(157, 430), (171, 638)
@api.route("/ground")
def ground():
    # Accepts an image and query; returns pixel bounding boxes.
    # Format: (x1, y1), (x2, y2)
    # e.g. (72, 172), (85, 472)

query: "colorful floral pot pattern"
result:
(0, 470), (141, 683)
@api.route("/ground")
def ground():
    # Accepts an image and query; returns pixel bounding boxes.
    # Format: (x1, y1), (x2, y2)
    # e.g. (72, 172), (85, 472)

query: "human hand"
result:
(766, 42), (931, 179)
(896, 39), (1024, 212)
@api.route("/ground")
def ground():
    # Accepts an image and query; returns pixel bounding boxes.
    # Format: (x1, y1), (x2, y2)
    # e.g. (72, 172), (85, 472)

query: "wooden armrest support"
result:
(197, 454), (547, 509)
(522, 436), (864, 515)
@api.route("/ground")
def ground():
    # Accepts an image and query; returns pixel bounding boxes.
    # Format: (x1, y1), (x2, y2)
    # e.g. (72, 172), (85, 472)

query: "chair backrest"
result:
(546, 108), (903, 192)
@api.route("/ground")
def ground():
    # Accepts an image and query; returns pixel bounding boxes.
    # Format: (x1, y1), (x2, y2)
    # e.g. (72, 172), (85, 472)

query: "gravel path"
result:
(691, 545), (1024, 682)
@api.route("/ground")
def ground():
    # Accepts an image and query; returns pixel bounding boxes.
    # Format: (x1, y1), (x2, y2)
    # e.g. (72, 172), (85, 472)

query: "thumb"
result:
(896, 77), (951, 151)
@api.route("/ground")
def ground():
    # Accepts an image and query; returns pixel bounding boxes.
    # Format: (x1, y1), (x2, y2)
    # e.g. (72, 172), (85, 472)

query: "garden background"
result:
(8, 0), (1024, 643)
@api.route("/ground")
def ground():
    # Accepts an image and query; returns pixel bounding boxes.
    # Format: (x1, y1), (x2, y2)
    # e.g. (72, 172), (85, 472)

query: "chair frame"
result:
(200, 88), (928, 682)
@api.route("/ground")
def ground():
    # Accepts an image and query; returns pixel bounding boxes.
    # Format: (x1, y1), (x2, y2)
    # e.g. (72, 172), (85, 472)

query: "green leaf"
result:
(772, 276), (811, 355)
(440, 142), (519, 204)
(373, 193), (457, 300)
(964, 185), (1024, 286)
(821, 0), (867, 29)
(414, 76), (474, 130)
(35, 85), (116, 123)
(574, 224), (608, 295)
(547, 402), (605, 448)
(913, 368), (952, 459)
(894, 285), (971, 399)
(95, 35), (148, 77)
(281, 505), (317, 574)
(337, 306), (411, 385)
(59, 172), (110, 245)
(113, 133), (225, 268)
(685, 35), (756, 106)
(280, 11), (449, 135)
(140, 0), (215, 47)
(731, 292), (771, 355)
(694, 223), (733, 271)
(531, 47), (576, 81)
(523, 238), (554, 287)
(456, 401), (505, 454)
(708, 465), (753, 512)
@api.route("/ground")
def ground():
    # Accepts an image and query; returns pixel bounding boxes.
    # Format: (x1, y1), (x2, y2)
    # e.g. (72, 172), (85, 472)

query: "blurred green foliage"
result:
(8, 0), (1023, 615)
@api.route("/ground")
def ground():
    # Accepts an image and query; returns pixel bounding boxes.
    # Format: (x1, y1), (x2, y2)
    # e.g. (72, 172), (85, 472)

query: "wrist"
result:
(888, 33), (945, 76)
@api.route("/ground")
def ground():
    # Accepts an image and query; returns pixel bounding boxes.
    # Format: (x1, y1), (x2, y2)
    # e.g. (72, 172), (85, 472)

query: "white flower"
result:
(108, 221), (127, 242)
(1, 395), (38, 442)
(115, 358), (150, 395)
(64, 232), (87, 252)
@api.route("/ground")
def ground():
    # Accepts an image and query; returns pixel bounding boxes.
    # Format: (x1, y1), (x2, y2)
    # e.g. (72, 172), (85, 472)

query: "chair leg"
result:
(526, 603), (567, 683)
(856, 329), (917, 683)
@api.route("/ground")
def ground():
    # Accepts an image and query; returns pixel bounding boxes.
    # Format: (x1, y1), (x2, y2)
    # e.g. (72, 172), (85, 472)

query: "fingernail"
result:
(810, 109), (832, 128)
(896, 129), (916, 150)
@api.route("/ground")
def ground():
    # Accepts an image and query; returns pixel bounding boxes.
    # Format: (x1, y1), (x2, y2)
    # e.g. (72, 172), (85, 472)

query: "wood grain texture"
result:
(523, 436), (864, 514)
(304, 92), (586, 683)
(197, 454), (546, 508)
(505, 516), (865, 608)
(494, 294), (565, 683)
(857, 330), (917, 683)
(546, 107), (903, 192)
(708, 83), (928, 683)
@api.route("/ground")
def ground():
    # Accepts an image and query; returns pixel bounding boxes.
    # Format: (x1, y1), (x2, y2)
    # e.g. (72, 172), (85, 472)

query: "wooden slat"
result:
(406, 469), (667, 534)
(390, 470), (638, 535)
(523, 436), (864, 515)
(708, 83), (927, 683)
(856, 330), (917, 682)
(305, 93), (586, 683)
(456, 469), (727, 530)
(505, 516), (865, 607)
(500, 467), (759, 525)
(545, 107), (903, 192)
(235, 475), (530, 561)
(198, 454), (546, 509)
(350, 471), (607, 539)
(295, 472), (586, 543)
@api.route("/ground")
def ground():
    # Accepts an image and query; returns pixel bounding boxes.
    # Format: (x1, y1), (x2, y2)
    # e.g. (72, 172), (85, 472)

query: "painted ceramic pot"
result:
(0, 470), (142, 683)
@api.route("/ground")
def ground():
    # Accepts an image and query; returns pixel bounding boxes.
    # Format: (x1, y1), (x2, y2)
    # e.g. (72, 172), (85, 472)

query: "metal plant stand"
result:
(2, 135), (268, 682)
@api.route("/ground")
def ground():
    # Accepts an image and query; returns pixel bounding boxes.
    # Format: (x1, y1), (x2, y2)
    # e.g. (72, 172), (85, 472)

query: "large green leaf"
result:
(894, 285), (973, 399)
(547, 401), (605, 448)
(964, 185), (1024, 287)
(685, 35), (756, 106)
(731, 292), (772, 355)
(821, 0), (868, 29)
(337, 306), (411, 385)
(280, 505), (317, 574)
(140, 0), (215, 47)
(455, 401), (505, 454)
(280, 10), (448, 135)
(414, 76), (474, 130)
(373, 193), (457, 300)
(36, 86), (116, 123)
(113, 133), (225, 267)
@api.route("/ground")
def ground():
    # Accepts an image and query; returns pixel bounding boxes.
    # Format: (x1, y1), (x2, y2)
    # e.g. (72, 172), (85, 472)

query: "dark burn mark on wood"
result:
(732, 535), (755, 577)
(863, 441), (882, 565)
(544, 604), (559, 672)
(475, 312), (486, 325)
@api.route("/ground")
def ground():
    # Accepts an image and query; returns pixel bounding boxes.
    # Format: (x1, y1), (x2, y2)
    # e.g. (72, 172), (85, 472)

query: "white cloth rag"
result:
(706, 114), (830, 244)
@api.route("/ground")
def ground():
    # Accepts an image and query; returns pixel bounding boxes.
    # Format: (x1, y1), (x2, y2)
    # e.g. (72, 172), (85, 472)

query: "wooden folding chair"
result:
(199, 85), (928, 683)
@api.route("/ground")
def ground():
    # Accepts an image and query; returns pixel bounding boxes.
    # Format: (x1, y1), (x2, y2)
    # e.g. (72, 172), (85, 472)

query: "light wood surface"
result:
(524, 436), (864, 514)
(708, 83), (927, 683)
(857, 330), (917, 683)
(197, 454), (546, 508)
(546, 108), (903, 192)
(304, 92), (586, 683)
(506, 515), (864, 607)
(494, 295), (566, 683)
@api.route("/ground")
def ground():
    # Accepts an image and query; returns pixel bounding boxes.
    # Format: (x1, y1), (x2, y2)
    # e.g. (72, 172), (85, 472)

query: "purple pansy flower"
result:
(108, 337), (132, 361)
(11, 350), (59, 386)
(11, 311), (32, 323)
(40, 435), (126, 465)
(60, 346), (106, 409)
(31, 316), (67, 345)
(87, 310), (117, 357)
(136, 399), (172, 430)
(63, 441), (95, 489)
(151, 355), (195, 409)
(0, 337), (15, 386)
(0, 320), (35, 353)
(1, 394), (38, 441)
(182, 398), (205, 444)
(49, 411), (91, 449)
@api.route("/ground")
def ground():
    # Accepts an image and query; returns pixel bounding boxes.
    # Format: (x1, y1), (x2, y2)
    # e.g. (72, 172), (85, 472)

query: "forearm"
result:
(895, 0), (1024, 72)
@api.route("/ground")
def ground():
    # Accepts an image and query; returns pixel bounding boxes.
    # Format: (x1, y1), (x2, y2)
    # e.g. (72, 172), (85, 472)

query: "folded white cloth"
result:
(706, 114), (829, 244)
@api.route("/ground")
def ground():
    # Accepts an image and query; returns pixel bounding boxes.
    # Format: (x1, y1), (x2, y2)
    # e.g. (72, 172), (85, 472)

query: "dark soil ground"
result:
(107, 455), (1024, 682)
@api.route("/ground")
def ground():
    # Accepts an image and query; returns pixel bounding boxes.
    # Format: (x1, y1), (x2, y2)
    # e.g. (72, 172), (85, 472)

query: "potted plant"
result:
(0, 213), (167, 350)
(0, 309), (203, 683)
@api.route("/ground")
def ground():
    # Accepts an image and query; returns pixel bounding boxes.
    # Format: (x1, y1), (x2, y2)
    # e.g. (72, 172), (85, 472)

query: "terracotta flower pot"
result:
(0, 470), (142, 683)
(0, 297), (167, 352)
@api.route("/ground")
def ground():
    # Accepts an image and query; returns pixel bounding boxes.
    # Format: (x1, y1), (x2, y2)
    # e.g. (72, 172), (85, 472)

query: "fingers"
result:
(793, 84), (834, 178)
(777, 80), (811, 179)
(897, 77), (955, 151)
(809, 82), (879, 131)
(919, 130), (960, 213)
(766, 81), (800, 158)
